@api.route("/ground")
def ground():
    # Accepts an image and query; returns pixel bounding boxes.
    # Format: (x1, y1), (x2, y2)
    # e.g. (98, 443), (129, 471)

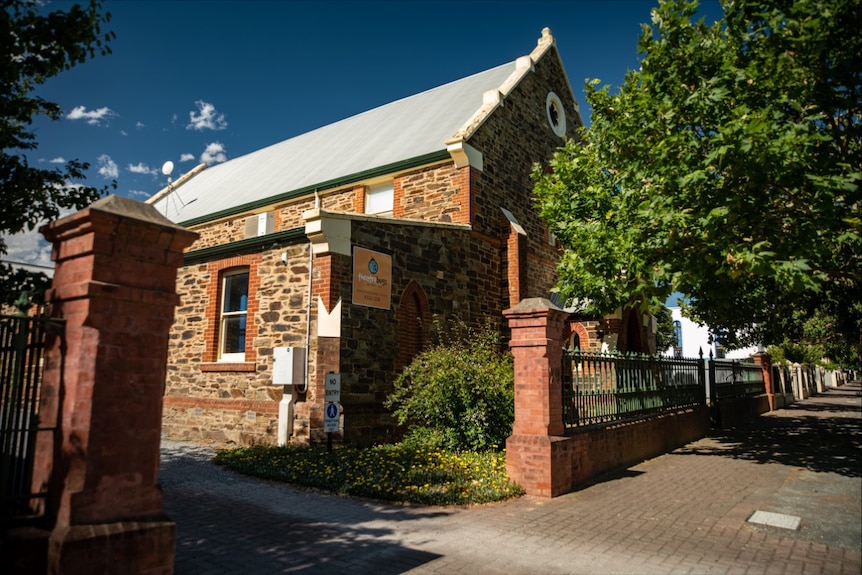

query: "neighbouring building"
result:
(151, 28), (584, 446)
(663, 293), (760, 360)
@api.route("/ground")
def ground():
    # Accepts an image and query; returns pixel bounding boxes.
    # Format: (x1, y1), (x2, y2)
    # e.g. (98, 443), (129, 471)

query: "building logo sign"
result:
(352, 246), (392, 310)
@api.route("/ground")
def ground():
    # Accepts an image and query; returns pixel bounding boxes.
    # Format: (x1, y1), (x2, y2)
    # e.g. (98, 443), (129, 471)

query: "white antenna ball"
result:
(161, 161), (174, 176)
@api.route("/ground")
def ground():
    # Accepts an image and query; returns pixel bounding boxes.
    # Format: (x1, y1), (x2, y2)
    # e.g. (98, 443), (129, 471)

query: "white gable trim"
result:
(447, 141), (484, 170)
(446, 27), (558, 147)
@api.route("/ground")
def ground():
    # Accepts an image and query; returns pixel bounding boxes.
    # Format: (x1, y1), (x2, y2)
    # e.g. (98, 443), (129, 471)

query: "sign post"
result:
(324, 372), (341, 451)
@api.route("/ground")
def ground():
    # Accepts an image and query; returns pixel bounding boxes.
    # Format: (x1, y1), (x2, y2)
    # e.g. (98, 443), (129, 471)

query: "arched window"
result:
(395, 281), (431, 370)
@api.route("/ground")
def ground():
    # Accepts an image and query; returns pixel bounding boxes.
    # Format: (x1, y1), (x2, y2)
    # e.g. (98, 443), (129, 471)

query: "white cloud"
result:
(200, 142), (227, 165)
(136, 121), (145, 129)
(1, 205), (76, 268)
(66, 105), (116, 126)
(180, 153), (196, 162)
(187, 100), (227, 131)
(1, 229), (53, 268)
(48, 157), (65, 164)
(127, 162), (156, 176)
(97, 154), (118, 179)
(120, 130), (128, 136)
(128, 189), (150, 200)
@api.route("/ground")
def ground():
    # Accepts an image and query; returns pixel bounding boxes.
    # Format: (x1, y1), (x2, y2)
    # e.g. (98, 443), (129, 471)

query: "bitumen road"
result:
(160, 381), (862, 574)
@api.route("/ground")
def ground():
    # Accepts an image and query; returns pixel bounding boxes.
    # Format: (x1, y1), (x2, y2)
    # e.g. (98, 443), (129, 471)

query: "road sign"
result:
(324, 402), (340, 433)
(325, 373), (341, 403)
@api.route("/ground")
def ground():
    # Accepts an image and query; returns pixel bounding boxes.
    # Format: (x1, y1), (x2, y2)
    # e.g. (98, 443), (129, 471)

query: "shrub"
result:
(385, 320), (514, 452)
(214, 443), (523, 505)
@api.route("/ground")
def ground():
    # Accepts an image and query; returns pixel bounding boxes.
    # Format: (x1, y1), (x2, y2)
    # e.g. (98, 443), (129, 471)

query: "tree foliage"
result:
(654, 305), (677, 354)
(1, 0), (115, 304)
(385, 320), (514, 453)
(534, 0), (861, 365)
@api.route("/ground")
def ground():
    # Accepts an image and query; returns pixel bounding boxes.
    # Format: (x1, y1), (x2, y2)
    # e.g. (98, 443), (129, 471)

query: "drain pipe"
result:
(301, 238), (313, 395)
(276, 230), (314, 445)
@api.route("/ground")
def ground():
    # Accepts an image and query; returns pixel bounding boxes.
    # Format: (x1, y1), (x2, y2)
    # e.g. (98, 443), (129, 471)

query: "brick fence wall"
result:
(503, 298), (711, 497)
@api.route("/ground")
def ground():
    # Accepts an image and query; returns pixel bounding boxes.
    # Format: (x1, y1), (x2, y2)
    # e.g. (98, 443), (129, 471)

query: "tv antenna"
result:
(160, 160), (196, 215)
(161, 160), (174, 178)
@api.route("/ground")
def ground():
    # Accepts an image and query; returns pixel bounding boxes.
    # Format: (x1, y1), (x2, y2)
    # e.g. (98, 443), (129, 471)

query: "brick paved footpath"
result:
(160, 382), (861, 575)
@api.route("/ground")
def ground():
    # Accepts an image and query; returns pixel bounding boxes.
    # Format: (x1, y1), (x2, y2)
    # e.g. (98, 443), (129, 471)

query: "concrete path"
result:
(160, 382), (862, 574)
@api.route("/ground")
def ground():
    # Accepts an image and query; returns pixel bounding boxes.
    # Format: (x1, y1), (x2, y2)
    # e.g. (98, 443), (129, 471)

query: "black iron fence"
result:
(0, 314), (61, 521)
(708, 358), (765, 401)
(562, 350), (706, 428)
(771, 364), (792, 395)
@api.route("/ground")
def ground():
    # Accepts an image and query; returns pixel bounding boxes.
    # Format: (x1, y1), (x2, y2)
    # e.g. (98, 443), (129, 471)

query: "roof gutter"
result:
(183, 227), (306, 266)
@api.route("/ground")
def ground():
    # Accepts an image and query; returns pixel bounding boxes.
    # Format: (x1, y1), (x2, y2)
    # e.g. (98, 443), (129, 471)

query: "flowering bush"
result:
(213, 443), (523, 505)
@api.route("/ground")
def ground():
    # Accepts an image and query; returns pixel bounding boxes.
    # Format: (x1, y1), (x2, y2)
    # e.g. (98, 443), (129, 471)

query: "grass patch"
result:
(213, 443), (524, 506)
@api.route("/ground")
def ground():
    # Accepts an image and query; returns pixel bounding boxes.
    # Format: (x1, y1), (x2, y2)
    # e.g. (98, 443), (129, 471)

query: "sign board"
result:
(352, 246), (392, 310)
(324, 373), (341, 403)
(324, 402), (340, 433)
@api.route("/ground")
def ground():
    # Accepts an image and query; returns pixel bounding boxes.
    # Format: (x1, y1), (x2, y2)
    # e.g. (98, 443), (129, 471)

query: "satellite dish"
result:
(161, 161), (174, 176)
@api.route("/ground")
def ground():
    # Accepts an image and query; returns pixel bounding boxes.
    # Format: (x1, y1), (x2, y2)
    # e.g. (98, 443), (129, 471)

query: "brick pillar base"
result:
(753, 351), (774, 411)
(505, 435), (574, 498)
(4, 520), (176, 575)
(503, 298), (571, 497)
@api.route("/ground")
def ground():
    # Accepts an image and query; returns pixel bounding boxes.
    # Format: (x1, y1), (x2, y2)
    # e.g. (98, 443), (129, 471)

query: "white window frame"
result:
(365, 182), (394, 217)
(219, 268), (249, 362)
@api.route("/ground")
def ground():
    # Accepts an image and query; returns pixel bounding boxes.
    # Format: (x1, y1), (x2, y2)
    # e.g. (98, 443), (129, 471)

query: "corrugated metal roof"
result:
(153, 61), (517, 224)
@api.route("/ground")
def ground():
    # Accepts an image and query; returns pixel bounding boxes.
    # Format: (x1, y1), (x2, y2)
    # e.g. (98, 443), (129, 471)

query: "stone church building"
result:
(151, 28), (587, 446)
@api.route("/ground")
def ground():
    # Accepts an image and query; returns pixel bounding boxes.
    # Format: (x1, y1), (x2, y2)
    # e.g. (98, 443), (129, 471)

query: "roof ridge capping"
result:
(145, 162), (208, 205)
(446, 27), (566, 154)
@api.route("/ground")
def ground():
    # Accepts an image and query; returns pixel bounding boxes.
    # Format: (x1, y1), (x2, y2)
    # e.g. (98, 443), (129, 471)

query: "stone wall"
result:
(396, 163), (470, 223)
(468, 43), (580, 301)
(160, 42), (579, 446)
(297, 215), (500, 446)
(161, 149), (498, 446)
(162, 244), (310, 444)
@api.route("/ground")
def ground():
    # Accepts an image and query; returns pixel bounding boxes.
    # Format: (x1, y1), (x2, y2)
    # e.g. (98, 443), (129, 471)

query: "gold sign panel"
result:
(352, 246), (392, 310)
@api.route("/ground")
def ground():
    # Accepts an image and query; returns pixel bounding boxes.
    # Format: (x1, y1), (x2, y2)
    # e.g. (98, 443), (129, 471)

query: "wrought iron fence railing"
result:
(771, 364), (792, 396)
(1, 314), (62, 521)
(708, 358), (765, 400)
(562, 349), (706, 429)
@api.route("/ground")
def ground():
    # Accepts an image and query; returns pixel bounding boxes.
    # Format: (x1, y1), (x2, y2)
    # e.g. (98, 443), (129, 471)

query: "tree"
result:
(533, 0), (861, 366)
(654, 305), (677, 354)
(1, 0), (115, 306)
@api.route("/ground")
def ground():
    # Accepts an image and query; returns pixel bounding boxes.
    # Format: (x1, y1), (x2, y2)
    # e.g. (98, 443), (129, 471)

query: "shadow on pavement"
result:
(159, 441), (446, 575)
(170, 490), (441, 575)
(676, 386), (862, 478)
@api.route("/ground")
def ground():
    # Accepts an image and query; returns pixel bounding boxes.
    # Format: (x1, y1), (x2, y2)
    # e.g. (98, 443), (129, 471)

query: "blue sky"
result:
(7, 0), (723, 267)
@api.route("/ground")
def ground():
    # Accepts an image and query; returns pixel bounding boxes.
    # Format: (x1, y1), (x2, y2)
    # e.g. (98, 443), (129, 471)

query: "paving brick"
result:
(161, 382), (861, 574)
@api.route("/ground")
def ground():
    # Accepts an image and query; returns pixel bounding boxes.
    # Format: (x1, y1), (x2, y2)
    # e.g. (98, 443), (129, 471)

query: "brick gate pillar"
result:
(752, 351), (775, 411)
(23, 196), (197, 574)
(503, 298), (570, 497)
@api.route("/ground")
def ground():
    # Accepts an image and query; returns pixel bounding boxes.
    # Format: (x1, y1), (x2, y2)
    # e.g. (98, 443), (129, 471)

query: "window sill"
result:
(200, 362), (256, 373)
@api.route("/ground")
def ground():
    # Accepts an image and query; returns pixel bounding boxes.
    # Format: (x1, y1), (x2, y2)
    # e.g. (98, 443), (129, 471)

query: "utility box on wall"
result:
(244, 211), (275, 238)
(273, 347), (306, 385)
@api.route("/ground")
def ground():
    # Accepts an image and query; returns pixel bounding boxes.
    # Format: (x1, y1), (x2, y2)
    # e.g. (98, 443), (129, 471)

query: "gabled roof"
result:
(151, 28), (572, 226)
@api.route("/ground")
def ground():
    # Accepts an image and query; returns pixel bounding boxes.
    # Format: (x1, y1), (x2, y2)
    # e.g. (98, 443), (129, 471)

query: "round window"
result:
(545, 92), (566, 138)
